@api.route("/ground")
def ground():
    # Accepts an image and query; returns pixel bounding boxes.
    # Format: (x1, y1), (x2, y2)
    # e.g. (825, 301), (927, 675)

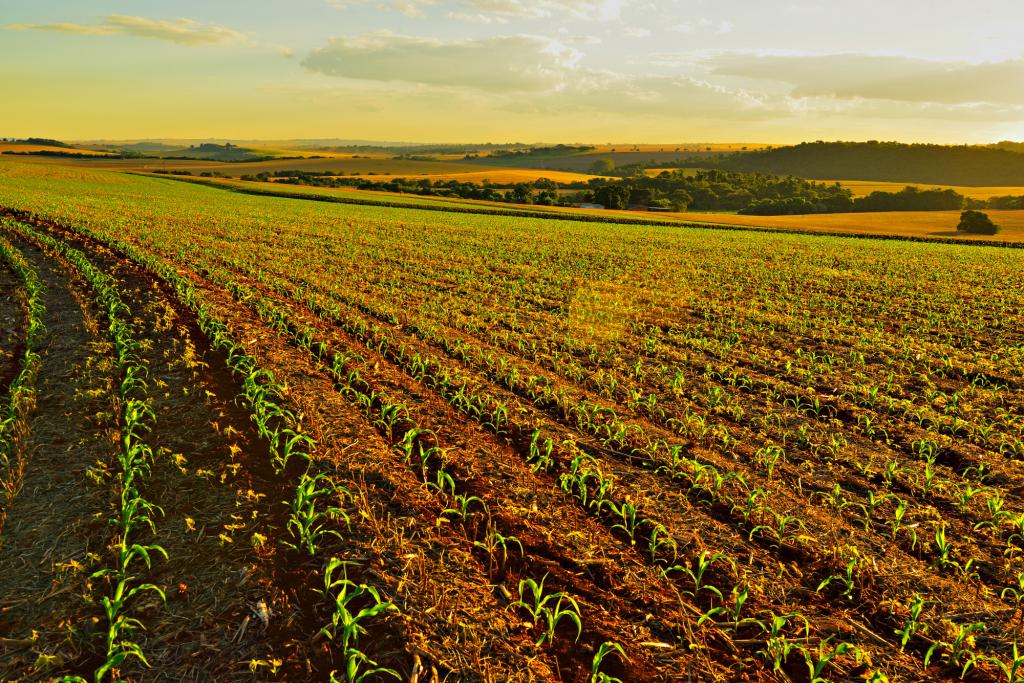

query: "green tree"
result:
(589, 158), (616, 175)
(957, 210), (999, 235)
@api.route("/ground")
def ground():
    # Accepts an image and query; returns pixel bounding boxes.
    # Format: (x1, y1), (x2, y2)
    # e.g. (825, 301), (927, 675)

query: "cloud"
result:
(709, 53), (1024, 106)
(300, 32), (1024, 127)
(505, 72), (776, 119)
(328, 0), (629, 20)
(460, 0), (627, 20)
(302, 32), (580, 90)
(670, 19), (734, 35)
(303, 30), (775, 121)
(8, 14), (246, 46)
(623, 27), (651, 38)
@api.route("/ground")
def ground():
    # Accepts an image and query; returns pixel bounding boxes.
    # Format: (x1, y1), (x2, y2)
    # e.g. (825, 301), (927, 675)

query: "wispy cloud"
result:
(709, 52), (1024, 106)
(7, 14), (246, 46)
(671, 19), (735, 35)
(328, 0), (630, 21)
(303, 31), (581, 90)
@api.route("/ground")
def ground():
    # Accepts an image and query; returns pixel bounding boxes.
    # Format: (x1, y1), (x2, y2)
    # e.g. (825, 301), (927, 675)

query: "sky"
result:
(3, 0), (1024, 144)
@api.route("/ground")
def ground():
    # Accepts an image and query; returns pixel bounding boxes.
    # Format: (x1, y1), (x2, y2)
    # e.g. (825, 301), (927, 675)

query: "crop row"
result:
(8, 220), (167, 682)
(0, 226), (46, 533)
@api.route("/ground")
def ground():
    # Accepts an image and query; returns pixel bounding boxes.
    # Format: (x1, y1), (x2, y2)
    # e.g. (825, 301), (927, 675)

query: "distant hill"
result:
(699, 141), (1024, 186)
(3, 137), (72, 148)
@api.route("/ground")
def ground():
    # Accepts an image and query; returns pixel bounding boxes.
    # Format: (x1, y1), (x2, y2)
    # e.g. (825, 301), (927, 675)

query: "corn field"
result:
(1, 159), (1024, 681)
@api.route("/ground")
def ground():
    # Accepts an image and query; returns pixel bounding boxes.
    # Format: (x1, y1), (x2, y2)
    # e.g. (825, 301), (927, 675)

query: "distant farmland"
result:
(821, 180), (1024, 200)
(9, 154), (488, 177)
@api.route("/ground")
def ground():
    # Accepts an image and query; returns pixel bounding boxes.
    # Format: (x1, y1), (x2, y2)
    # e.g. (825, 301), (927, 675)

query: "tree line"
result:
(237, 169), (1024, 216)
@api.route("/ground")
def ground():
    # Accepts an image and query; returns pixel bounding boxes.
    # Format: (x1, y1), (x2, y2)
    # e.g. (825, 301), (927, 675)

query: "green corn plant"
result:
(733, 488), (768, 524)
(988, 642), (1024, 683)
(1005, 513), (1024, 549)
(697, 583), (752, 632)
(896, 593), (930, 651)
(373, 401), (407, 441)
(803, 636), (863, 683)
(319, 558), (399, 655)
(398, 428), (436, 465)
(888, 499), (917, 548)
(930, 523), (959, 572)
(91, 581), (167, 681)
(756, 612), (809, 674)
(647, 523), (678, 565)
(1001, 573), (1024, 611)
(754, 444), (786, 478)
(816, 559), (858, 600)
(590, 641), (628, 683)
(665, 551), (732, 602)
(749, 511), (810, 547)
(974, 490), (1008, 531)
(607, 500), (646, 546)
(329, 649), (400, 683)
(426, 468), (457, 496)
(511, 575), (583, 647)
(276, 429), (314, 472)
(925, 622), (985, 678)
(284, 471), (350, 556)
(527, 430), (555, 473)
(474, 524), (524, 577)
(441, 493), (488, 524)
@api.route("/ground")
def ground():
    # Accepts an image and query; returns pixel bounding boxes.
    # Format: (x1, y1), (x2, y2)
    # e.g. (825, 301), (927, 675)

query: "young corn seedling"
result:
(1001, 573), (1024, 613)
(750, 511), (811, 548)
(733, 488), (769, 525)
(925, 621), (986, 678)
(888, 499), (917, 548)
(330, 649), (399, 683)
(698, 583), (752, 632)
(930, 523), (973, 575)
(756, 612), (810, 674)
(474, 523), (524, 578)
(284, 471), (350, 557)
(608, 501), (647, 546)
(319, 558), (399, 656)
(440, 493), (488, 524)
(753, 444), (786, 479)
(373, 401), (407, 442)
(647, 523), (678, 565)
(527, 430), (555, 473)
(974, 491), (1008, 531)
(803, 636), (864, 683)
(275, 428), (314, 472)
(665, 551), (732, 602)
(512, 575), (583, 647)
(590, 641), (628, 683)
(426, 468), (457, 497)
(816, 559), (858, 600)
(988, 642), (1024, 683)
(896, 593), (931, 651)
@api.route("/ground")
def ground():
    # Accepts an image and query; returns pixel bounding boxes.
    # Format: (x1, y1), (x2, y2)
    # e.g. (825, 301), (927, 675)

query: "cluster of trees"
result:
(487, 144), (594, 159)
(250, 171), (562, 204)
(1, 137), (72, 147)
(244, 168), (1024, 217)
(742, 186), (966, 215)
(574, 169), (854, 212)
(987, 195), (1024, 210)
(693, 141), (1024, 186)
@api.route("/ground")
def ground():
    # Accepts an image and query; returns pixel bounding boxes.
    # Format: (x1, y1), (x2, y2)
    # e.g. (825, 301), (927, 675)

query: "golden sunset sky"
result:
(3, 0), (1023, 143)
